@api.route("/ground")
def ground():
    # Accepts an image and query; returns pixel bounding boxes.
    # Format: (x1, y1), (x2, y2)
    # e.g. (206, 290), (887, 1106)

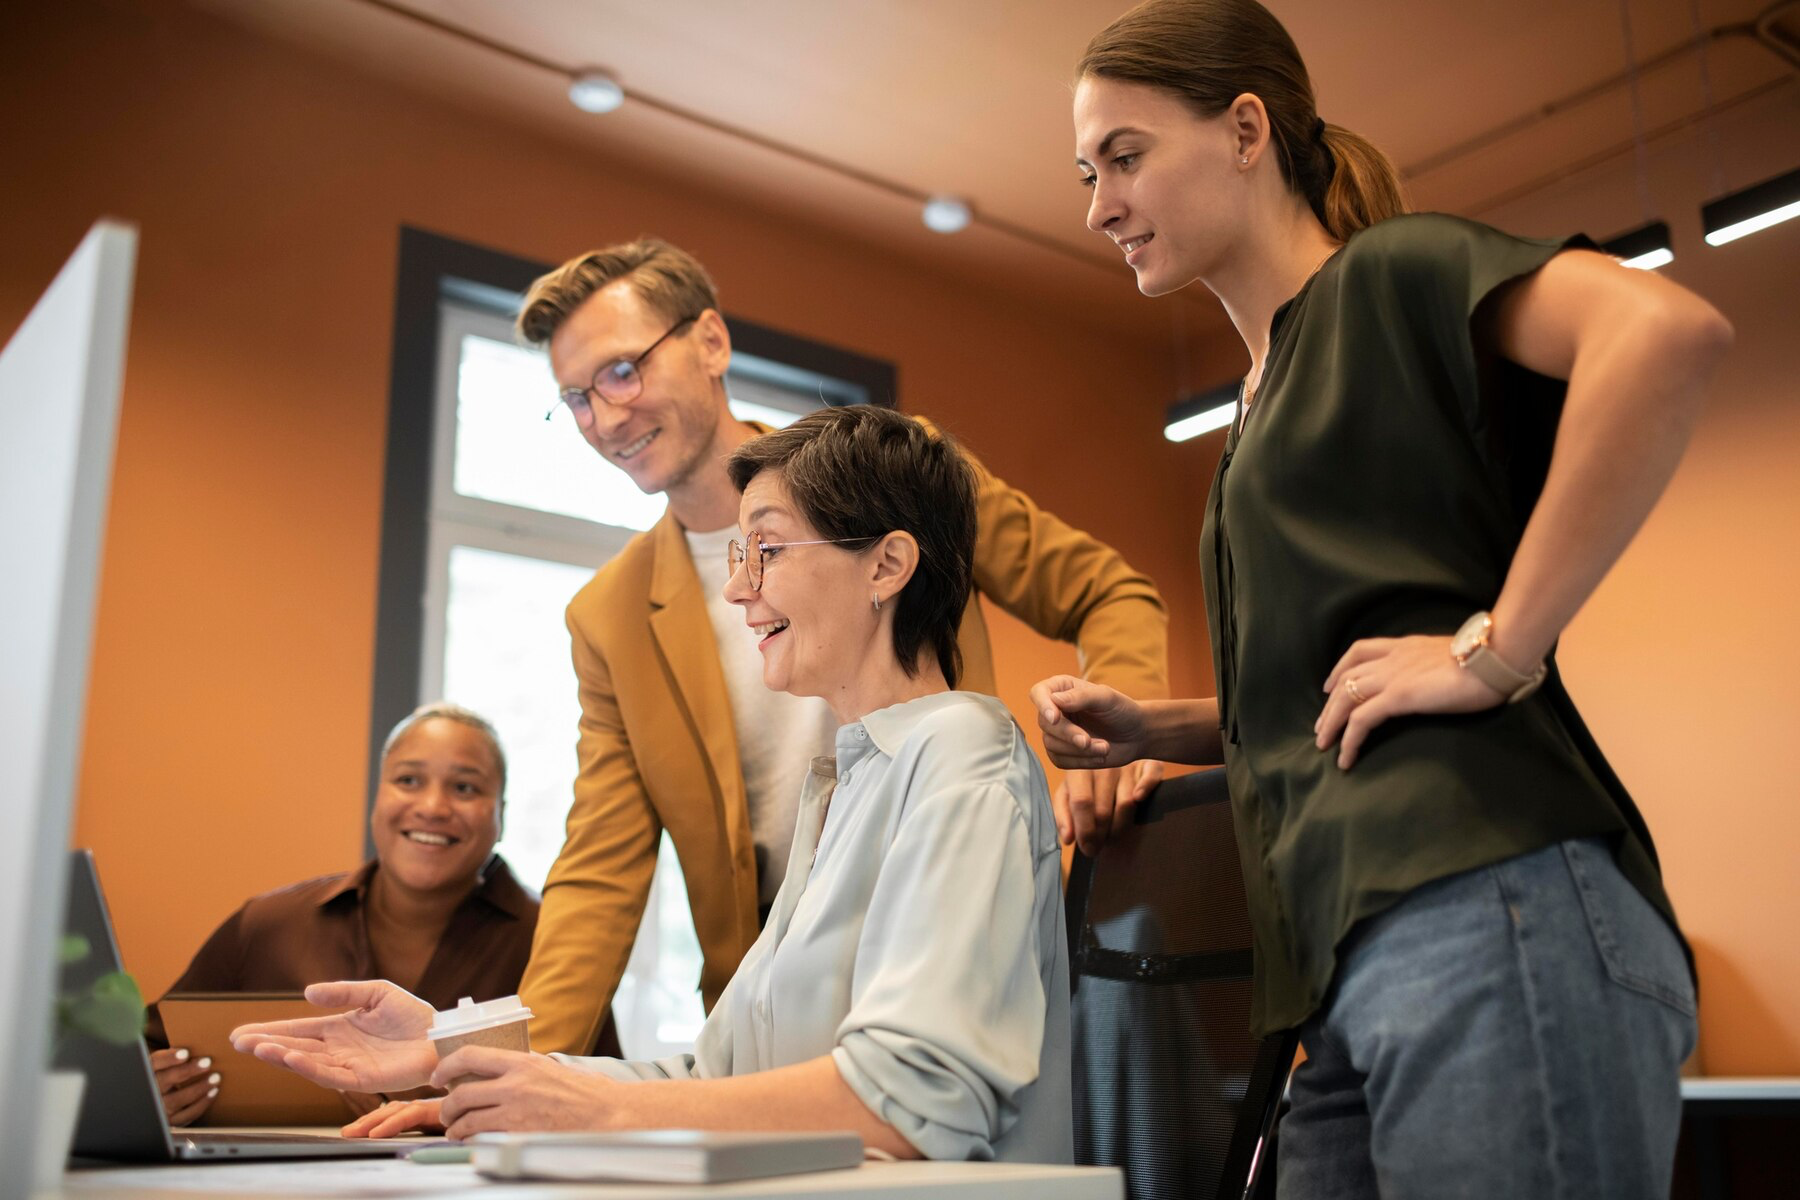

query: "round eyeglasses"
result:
(546, 314), (700, 422)
(727, 530), (880, 590)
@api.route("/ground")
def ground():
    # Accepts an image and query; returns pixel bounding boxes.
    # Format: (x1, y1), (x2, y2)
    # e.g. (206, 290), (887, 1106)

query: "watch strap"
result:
(1453, 611), (1548, 703)
(1464, 643), (1548, 703)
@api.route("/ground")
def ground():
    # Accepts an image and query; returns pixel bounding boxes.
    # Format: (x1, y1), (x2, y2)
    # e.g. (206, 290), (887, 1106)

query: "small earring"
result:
(1240, 156), (1249, 165)
(871, 592), (882, 613)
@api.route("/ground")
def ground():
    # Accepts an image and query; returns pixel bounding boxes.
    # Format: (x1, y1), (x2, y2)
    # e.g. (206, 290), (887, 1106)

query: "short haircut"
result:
(727, 406), (977, 689)
(515, 238), (720, 347)
(379, 702), (507, 796)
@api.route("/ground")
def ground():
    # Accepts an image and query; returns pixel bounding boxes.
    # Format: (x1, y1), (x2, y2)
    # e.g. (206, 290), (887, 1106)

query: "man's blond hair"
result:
(515, 238), (719, 347)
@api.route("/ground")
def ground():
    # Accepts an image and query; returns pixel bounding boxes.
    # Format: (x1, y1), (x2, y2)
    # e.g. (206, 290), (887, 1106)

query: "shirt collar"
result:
(316, 854), (534, 921)
(317, 860), (378, 908)
(853, 691), (990, 760)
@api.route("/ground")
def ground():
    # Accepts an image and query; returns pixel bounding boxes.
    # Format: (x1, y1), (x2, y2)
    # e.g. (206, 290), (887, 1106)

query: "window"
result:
(371, 230), (895, 1059)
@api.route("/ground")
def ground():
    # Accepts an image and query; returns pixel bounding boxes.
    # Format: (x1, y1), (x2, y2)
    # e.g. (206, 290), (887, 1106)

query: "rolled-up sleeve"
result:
(829, 783), (1046, 1161)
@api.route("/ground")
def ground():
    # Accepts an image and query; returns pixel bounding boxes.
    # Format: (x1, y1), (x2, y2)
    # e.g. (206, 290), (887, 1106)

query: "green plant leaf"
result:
(63, 971), (145, 1046)
(59, 934), (90, 965)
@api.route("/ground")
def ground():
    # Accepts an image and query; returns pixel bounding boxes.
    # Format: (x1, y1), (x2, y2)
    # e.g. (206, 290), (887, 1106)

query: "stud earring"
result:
(1240, 156), (1249, 165)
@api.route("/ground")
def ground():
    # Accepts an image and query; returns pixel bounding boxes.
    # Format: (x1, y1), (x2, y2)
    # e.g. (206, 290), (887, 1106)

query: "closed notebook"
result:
(469, 1130), (865, 1183)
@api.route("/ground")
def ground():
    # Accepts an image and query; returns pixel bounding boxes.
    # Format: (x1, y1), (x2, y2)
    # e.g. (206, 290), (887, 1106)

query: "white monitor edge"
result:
(0, 219), (137, 1200)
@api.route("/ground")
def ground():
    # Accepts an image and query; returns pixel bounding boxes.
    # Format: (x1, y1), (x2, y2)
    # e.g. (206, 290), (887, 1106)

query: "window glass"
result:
(439, 542), (705, 1057)
(453, 333), (667, 531)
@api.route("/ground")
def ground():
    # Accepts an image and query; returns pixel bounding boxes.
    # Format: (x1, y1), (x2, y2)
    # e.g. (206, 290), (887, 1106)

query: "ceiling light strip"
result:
(1703, 168), (1800, 245)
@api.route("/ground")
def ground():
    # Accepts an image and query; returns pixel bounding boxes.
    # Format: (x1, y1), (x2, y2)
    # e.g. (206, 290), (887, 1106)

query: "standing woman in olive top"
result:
(1033, 2), (1731, 1196)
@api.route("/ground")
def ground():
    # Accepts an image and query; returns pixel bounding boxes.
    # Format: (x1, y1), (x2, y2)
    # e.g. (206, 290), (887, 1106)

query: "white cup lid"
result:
(426, 995), (533, 1040)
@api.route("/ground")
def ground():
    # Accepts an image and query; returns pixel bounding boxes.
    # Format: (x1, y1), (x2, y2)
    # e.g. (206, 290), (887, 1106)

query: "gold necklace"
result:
(1243, 244), (1340, 409)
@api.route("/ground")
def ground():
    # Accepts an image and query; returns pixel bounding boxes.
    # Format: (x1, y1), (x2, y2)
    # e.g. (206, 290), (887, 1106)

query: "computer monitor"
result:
(0, 220), (137, 1200)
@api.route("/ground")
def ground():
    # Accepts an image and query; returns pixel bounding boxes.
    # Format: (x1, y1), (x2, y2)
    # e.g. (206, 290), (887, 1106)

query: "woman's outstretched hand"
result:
(1317, 636), (1506, 769)
(229, 980), (438, 1094)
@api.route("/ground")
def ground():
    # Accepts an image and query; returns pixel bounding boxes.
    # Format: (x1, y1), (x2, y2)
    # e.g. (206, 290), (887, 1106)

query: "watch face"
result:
(1452, 612), (1492, 660)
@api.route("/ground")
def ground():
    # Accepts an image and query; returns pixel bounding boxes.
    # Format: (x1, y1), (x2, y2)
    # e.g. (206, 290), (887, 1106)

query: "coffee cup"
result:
(426, 995), (533, 1087)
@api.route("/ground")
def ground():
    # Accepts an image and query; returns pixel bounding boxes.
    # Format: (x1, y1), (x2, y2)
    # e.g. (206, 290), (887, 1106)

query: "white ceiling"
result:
(188, 0), (1797, 349)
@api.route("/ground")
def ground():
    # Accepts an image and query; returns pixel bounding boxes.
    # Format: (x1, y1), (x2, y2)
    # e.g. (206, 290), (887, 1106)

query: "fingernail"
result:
(207, 1087), (219, 1098)
(197, 1057), (212, 1070)
(207, 1072), (221, 1085)
(174, 1049), (190, 1063)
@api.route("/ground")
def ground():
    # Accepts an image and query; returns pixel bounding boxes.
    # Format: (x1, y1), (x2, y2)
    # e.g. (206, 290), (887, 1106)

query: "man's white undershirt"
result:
(685, 523), (839, 907)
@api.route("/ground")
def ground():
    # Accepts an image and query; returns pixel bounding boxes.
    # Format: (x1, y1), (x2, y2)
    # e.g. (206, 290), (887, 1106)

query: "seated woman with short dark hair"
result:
(232, 406), (1072, 1163)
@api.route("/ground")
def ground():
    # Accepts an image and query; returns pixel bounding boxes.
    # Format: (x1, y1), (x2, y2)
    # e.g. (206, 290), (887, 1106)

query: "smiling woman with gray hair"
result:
(231, 406), (1073, 1164)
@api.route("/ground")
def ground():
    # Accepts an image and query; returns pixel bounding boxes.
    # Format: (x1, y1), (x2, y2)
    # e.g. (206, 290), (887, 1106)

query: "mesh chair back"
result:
(1066, 768), (1297, 1200)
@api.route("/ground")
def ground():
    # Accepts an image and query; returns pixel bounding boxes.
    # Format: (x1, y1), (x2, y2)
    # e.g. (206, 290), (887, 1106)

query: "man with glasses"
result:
(514, 238), (1169, 1057)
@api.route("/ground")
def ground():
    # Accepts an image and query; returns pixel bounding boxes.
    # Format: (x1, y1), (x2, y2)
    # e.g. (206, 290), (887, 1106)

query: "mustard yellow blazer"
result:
(521, 421), (1169, 1054)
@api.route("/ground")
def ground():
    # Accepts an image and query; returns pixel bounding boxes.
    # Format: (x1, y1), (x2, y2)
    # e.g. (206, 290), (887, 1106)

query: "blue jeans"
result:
(1277, 838), (1697, 1200)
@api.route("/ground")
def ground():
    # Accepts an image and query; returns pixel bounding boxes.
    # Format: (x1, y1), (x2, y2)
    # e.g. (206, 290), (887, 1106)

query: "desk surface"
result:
(1680, 1076), (1800, 1102)
(54, 1159), (1123, 1200)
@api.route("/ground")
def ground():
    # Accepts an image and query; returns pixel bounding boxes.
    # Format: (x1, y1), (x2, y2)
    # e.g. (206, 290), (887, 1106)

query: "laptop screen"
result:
(57, 849), (177, 1161)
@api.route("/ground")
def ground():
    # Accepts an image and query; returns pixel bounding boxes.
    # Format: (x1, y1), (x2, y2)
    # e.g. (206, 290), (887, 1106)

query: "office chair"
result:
(1066, 767), (1299, 1200)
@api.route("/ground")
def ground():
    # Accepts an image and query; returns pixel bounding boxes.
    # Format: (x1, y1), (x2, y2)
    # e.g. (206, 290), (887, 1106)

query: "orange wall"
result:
(0, 3), (1206, 1004)
(3, 2), (1795, 1076)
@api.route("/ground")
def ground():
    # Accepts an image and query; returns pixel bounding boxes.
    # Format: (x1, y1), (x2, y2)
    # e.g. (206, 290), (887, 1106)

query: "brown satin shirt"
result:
(142, 852), (619, 1115)
(145, 855), (616, 1056)
(144, 852), (540, 1050)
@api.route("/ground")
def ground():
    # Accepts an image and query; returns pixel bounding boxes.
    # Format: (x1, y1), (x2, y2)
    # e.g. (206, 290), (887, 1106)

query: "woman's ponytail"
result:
(1317, 123), (1407, 241)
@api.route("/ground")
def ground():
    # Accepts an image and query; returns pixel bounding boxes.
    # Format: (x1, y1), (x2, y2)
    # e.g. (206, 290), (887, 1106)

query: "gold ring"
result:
(1345, 677), (1366, 705)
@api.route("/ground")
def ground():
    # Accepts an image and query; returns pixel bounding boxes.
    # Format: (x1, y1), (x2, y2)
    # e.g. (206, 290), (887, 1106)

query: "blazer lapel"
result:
(646, 512), (750, 856)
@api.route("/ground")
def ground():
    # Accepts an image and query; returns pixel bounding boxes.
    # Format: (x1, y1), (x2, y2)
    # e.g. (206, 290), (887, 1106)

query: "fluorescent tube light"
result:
(1164, 386), (1238, 443)
(1702, 167), (1800, 246)
(1600, 221), (1674, 271)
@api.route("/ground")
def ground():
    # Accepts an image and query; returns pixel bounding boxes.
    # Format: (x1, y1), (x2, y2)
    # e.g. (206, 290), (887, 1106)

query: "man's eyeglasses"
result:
(546, 314), (700, 422)
(727, 530), (879, 591)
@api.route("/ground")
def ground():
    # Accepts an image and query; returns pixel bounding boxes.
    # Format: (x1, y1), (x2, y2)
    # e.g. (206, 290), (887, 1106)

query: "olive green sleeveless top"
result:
(1199, 213), (1687, 1036)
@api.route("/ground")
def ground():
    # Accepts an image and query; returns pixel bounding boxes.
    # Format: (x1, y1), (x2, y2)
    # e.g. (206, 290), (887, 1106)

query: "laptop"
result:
(56, 850), (442, 1161)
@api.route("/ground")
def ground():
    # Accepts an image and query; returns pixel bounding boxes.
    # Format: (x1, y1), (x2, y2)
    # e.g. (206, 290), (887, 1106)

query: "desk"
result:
(1679, 1077), (1800, 1200)
(51, 1159), (1124, 1200)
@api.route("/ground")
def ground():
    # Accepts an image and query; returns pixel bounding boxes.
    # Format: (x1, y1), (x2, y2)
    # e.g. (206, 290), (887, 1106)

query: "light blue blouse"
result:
(556, 691), (1073, 1163)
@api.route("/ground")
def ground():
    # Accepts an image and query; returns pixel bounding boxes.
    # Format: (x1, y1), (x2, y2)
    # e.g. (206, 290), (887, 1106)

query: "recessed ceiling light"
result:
(921, 195), (972, 234)
(568, 70), (625, 114)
